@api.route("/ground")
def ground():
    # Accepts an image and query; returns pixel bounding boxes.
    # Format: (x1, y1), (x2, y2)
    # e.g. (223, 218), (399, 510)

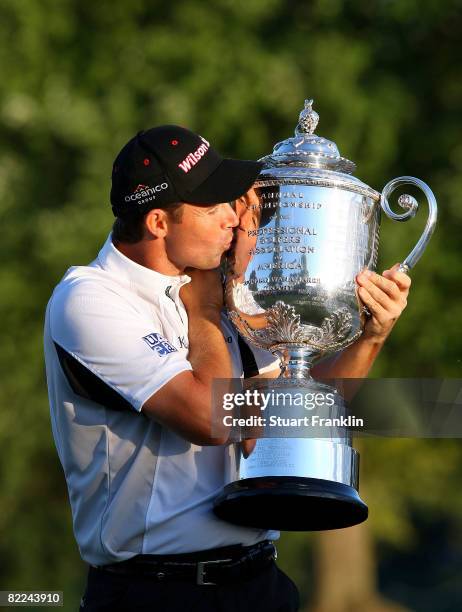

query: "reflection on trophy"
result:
(213, 99), (437, 531)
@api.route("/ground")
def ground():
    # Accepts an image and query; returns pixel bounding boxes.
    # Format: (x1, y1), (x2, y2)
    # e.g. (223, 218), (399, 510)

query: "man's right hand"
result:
(180, 267), (224, 316)
(141, 265), (232, 445)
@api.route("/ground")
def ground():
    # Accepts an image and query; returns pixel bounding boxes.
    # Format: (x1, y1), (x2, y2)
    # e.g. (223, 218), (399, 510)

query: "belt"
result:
(92, 540), (277, 586)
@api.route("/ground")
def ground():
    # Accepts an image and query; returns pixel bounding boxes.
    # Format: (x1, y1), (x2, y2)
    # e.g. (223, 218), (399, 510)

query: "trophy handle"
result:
(380, 176), (437, 273)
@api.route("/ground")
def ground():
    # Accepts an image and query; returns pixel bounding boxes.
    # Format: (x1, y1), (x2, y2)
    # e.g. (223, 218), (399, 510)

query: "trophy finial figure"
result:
(296, 99), (319, 135)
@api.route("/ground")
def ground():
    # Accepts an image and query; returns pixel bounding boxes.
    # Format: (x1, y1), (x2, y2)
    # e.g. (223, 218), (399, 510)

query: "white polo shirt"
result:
(44, 233), (279, 566)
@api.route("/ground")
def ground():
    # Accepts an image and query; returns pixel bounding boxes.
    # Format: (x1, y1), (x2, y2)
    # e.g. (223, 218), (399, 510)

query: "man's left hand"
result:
(356, 264), (411, 344)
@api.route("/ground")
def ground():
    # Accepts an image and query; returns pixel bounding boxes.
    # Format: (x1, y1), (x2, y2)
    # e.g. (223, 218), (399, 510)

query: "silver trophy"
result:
(213, 99), (437, 531)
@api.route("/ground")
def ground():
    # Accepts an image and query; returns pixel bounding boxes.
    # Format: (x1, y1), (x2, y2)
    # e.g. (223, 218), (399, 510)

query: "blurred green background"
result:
(0, 0), (461, 610)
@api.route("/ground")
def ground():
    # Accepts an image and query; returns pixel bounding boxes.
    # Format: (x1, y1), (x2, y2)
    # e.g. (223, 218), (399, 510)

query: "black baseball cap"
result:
(110, 125), (263, 217)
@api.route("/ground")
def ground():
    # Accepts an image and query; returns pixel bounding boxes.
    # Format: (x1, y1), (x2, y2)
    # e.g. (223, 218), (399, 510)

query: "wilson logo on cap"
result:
(178, 136), (210, 173)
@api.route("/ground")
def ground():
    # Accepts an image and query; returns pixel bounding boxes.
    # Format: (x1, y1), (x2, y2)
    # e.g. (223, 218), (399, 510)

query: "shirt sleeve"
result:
(243, 338), (281, 375)
(49, 280), (192, 412)
(220, 313), (280, 377)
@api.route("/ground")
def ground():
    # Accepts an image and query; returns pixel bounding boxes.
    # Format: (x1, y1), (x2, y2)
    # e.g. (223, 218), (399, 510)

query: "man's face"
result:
(165, 201), (239, 270)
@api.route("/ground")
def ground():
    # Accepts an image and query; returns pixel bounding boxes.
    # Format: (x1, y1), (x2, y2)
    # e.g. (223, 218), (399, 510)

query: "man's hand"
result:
(180, 267), (224, 316)
(241, 438), (257, 458)
(312, 264), (411, 380)
(356, 263), (411, 344)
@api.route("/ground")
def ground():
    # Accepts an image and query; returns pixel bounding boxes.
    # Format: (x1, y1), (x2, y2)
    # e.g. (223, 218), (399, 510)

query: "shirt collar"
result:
(96, 233), (191, 301)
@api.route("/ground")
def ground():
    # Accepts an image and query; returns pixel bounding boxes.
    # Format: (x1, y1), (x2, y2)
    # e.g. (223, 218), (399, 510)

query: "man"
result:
(43, 125), (410, 612)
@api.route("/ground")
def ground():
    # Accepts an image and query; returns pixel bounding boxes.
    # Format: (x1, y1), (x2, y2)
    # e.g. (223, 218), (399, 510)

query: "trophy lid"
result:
(260, 99), (356, 174)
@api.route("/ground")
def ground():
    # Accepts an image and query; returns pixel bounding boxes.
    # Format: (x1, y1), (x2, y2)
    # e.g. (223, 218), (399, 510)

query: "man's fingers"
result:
(382, 263), (412, 291)
(359, 278), (397, 310)
(357, 264), (411, 340)
(357, 271), (401, 303)
(357, 267), (410, 298)
(357, 286), (388, 319)
(241, 438), (257, 459)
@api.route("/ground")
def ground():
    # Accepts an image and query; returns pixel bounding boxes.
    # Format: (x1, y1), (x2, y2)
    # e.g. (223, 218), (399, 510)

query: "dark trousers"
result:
(79, 561), (300, 611)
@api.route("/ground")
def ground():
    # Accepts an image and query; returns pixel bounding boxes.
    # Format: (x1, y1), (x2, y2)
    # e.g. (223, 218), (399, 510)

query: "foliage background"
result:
(0, 0), (461, 610)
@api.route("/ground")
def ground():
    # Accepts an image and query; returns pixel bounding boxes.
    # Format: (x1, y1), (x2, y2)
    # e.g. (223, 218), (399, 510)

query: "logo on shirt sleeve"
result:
(142, 333), (177, 356)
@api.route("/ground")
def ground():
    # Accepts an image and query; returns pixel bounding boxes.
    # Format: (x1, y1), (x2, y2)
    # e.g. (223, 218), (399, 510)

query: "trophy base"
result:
(213, 476), (368, 531)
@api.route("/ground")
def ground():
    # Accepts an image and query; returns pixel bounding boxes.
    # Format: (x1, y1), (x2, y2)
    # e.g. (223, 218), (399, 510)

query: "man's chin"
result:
(187, 252), (225, 271)
(191, 261), (222, 271)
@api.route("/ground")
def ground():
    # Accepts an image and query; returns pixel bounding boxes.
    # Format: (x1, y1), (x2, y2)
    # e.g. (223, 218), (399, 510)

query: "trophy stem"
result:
(275, 348), (318, 380)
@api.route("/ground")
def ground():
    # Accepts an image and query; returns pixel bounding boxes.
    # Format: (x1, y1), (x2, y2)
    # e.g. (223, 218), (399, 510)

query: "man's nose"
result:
(224, 203), (239, 228)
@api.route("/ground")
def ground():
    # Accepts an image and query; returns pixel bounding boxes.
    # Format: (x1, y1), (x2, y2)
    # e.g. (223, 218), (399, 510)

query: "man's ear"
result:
(145, 208), (169, 238)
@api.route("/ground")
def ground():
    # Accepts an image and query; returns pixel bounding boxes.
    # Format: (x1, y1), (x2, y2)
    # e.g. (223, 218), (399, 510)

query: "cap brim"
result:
(180, 158), (263, 205)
